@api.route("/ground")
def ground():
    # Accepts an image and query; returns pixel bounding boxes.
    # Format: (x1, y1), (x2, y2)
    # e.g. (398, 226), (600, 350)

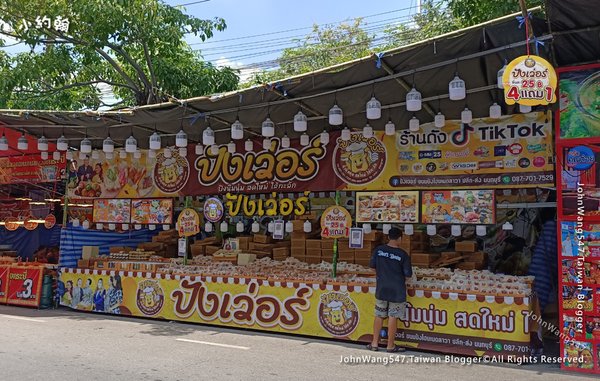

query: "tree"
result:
(243, 19), (373, 87)
(0, 0), (239, 110)
(383, 0), (462, 49)
(447, 0), (544, 27)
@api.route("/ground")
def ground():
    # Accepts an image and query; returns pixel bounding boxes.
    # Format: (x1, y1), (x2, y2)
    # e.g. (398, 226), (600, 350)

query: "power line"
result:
(191, 3), (437, 46)
(174, 0), (211, 7)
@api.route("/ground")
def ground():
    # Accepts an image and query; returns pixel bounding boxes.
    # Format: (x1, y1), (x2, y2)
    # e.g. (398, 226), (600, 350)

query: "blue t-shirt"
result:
(369, 245), (412, 303)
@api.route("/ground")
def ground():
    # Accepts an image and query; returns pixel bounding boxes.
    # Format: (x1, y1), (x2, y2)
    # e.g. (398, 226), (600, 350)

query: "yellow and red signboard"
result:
(5, 265), (44, 307)
(59, 270), (531, 356)
(0, 265), (9, 303)
(177, 208), (200, 237)
(503, 55), (557, 106)
(320, 206), (352, 239)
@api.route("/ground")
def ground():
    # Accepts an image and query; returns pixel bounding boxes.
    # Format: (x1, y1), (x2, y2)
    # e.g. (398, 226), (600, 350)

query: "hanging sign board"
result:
(320, 206), (352, 239)
(503, 55), (557, 106)
(6, 266), (44, 307)
(44, 214), (56, 229)
(273, 220), (285, 240)
(177, 208), (200, 237)
(203, 197), (224, 223)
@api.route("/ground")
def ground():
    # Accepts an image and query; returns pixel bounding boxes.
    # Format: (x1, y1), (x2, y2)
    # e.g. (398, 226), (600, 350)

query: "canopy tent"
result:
(0, 3), (596, 154)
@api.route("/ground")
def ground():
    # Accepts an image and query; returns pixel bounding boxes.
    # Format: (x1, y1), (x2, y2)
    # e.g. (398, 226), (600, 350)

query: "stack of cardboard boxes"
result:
(143, 229), (179, 257)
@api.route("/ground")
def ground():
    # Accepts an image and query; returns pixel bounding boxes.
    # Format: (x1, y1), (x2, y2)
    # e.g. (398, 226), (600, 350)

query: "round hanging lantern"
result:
(320, 130), (330, 145)
(341, 126), (351, 141)
(362, 224), (372, 234)
(294, 111), (308, 132)
(91, 150), (100, 160)
(300, 133), (309, 146)
(461, 107), (473, 124)
(149, 132), (161, 150)
(448, 75), (466, 101)
(176, 129), (187, 147)
(195, 143), (203, 155)
(262, 117), (275, 137)
(362, 124), (373, 138)
(202, 127), (215, 146)
(17, 134), (28, 150)
(406, 87), (422, 112)
(57, 135), (69, 151)
(489, 103), (502, 119)
(281, 134), (291, 148)
(80, 137), (92, 153)
(40, 151), (48, 160)
(125, 135), (137, 153)
(231, 120), (244, 140)
(434, 112), (445, 128)
(409, 116), (420, 132)
(329, 104), (343, 125)
(37, 136), (48, 151)
(0, 134), (8, 151)
(385, 120), (396, 136)
(244, 139), (253, 152)
(227, 141), (236, 154)
(102, 137), (114, 153)
(366, 97), (381, 120)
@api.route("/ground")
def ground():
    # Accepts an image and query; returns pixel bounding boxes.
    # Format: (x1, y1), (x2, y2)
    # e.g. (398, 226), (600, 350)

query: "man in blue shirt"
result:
(367, 227), (412, 352)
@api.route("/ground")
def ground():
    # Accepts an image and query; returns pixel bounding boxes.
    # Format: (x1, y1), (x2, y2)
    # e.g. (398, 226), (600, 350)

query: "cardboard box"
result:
(305, 255), (322, 264)
(190, 245), (205, 257)
(399, 241), (411, 253)
(205, 245), (220, 255)
(272, 247), (290, 259)
(237, 253), (257, 266)
(292, 220), (306, 231)
(456, 261), (485, 270)
(77, 259), (90, 268)
(253, 234), (273, 244)
(364, 231), (383, 242)
(321, 239), (334, 249)
(238, 236), (252, 251)
(82, 246), (99, 260)
(354, 249), (372, 259)
(441, 251), (459, 259)
(410, 253), (440, 264)
(291, 248), (305, 258)
(306, 239), (321, 249)
(138, 242), (165, 251)
(305, 247), (321, 256)
(354, 257), (371, 266)
(321, 248), (334, 259)
(338, 250), (354, 261)
(338, 239), (350, 250)
(291, 239), (306, 248)
(467, 251), (486, 262)
(455, 241), (477, 252)
(109, 246), (132, 254)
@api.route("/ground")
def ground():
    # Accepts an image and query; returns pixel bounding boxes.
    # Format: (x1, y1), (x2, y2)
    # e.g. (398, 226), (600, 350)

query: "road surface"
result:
(0, 305), (591, 381)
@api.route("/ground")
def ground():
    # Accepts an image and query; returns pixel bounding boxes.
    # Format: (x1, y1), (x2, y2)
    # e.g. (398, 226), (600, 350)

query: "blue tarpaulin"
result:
(0, 225), (62, 259)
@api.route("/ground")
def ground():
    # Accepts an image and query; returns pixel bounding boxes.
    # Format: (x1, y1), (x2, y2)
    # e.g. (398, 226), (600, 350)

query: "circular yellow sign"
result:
(177, 208), (200, 237)
(502, 55), (557, 106)
(320, 205), (352, 239)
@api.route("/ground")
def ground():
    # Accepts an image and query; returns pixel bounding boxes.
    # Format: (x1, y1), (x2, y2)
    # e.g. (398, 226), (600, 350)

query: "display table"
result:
(59, 268), (531, 356)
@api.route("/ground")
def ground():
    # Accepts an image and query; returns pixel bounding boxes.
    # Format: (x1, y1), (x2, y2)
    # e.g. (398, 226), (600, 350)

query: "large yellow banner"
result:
(60, 269), (531, 356)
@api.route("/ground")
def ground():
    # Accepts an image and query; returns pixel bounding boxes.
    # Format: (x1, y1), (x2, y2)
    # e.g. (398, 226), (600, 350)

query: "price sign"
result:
(44, 214), (56, 229)
(177, 208), (200, 237)
(502, 55), (557, 106)
(320, 206), (352, 239)
(0, 265), (9, 303)
(6, 266), (44, 307)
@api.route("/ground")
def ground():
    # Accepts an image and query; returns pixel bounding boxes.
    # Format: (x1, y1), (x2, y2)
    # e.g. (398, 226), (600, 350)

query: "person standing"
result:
(368, 227), (412, 352)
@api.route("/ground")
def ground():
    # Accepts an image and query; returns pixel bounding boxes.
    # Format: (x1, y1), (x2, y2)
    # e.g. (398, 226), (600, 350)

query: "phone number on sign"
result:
(508, 174), (554, 184)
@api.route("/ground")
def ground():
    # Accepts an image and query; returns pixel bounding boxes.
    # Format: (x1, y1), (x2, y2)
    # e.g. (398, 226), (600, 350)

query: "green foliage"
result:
(0, 0), (239, 109)
(447, 0), (544, 27)
(242, 19), (373, 87)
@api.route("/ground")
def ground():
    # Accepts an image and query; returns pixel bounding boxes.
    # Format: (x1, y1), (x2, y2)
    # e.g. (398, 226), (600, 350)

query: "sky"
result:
(164, 0), (420, 79)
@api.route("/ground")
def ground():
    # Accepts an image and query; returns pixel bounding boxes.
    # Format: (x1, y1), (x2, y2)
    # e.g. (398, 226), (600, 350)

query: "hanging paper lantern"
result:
(102, 136), (114, 153)
(195, 143), (203, 155)
(451, 225), (461, 236)
(202, 127), (215, 146)
(0, 134), (8, 151)
(300, 133), (309, 146)
(502, 221), (513, 231)
(406, 87), (422, 112)
(176, 129), (188, 147)
(17, 134), (28, 150)
(220, 221), (228, 232)
(281, 134), (291, 148)
(329, 104), (343, 125)
(66, 151), (73, 160)
(267, 221), (274, 233)
(519, 104), (531, 113)
(52, 151), (61, 160)
(91, 150), (100, 160)
(476, 225), (487, 236)
(148, 224), (156, 231)
(426, 225), (437, 236)
(320, 130), (330, 145)
(108, 223), (116, 230)
(40, 151), (48, 160)
(162, 224), (170, 231)
(385, 120), (396, 136)
(231, 119), (244, 140)
(366, 97), (381, 120)
(37, 136), (48, 151)
(105, 152), (114, 160)
(341, 126), (351, 141)
(236, 220), (244, 233)
(262, 117), (275, 137)
(82, 220), (90, 230)
(382, 224), (392, 234)
(362, 124), (373, 138)
(149, 132), (161, 150)
(303, 220), (312, 233)
(251, 221), (260, 233)
(96, 223), (103, 230)
(285, 221), (293, 233)
(448, 74), (466, 101)
(409, 116), (420, 132)
(294, 111), (308, 132)
(461, 107), (473, 124)
(122, 223), (129, 230)
(362, 224), (372, 234)
(244, 139), (253, 152)
(119, 150), (127, 159)
(178, 147), (187, 157)
(262, 138), (271, 150)
(404, 224), (414, 236)
(71, 218), (80, 227)
(125, 135), (137, 153)
(205, 222), (213, 232)
(227, 141), (236, 154)
(210, 145), (219, 155)
(489, 103), (502, 119)
(80, 137), (92, 153)
(497, 63), (507, 89)
(134, 150), (142, 159)
(57, 135), (69, 151)
(434, 112), (445, 128)
(163, 148), (172, 158)
(148, 149), (156, 159)
(78, 151), (87, 160)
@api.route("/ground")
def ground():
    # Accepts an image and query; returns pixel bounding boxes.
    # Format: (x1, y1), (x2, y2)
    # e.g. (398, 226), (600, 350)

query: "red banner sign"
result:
(0, 155), (65, 184)
(6, 266), (44, 307)
(0, 265), (9, 304)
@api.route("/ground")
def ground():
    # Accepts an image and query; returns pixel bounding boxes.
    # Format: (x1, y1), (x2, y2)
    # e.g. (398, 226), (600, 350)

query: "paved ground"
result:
(0, 305), (593, 381)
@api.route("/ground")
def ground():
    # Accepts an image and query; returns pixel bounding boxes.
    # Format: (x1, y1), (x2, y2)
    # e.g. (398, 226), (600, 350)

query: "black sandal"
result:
(366, 344), (379, 351)
(386, 345), (405, 353)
